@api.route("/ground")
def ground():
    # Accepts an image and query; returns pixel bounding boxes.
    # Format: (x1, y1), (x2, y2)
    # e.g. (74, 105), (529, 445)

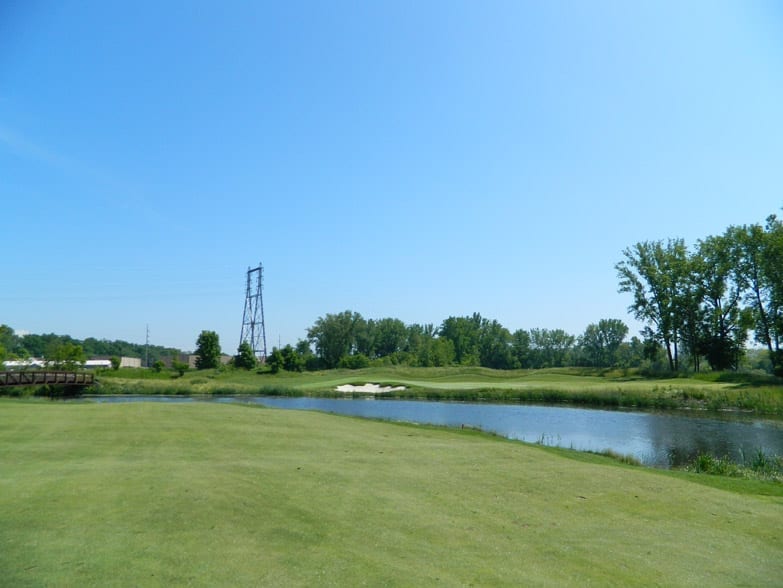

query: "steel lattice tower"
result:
(239, 263), (268, 362)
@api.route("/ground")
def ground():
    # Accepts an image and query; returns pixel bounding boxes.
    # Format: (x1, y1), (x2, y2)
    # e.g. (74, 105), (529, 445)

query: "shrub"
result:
(234, 342), (257, 370)
(689, 454), (742, 477)
(338, 354), (370, 370)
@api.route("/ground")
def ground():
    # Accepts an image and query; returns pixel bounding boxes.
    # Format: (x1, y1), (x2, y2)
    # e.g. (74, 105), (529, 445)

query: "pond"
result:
(91, 395), (783, 468)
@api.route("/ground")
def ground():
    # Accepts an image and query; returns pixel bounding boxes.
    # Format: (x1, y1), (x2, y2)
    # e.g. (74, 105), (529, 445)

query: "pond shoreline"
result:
(7, 366), (783, 415)
(81, 393), (783, 470)
(81, 377), (783, 415)
(76, 390), (770, 418)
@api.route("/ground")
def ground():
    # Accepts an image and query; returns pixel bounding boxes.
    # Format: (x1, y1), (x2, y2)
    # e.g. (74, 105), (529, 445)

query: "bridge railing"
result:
(0, 371), (95, 388)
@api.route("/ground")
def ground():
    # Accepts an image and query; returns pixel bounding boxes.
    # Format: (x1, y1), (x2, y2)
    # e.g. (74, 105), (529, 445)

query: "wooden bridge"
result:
(0, 371), (94, 388)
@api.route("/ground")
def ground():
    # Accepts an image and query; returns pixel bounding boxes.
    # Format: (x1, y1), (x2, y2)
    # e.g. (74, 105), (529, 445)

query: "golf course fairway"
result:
(1, 400), (780, 586)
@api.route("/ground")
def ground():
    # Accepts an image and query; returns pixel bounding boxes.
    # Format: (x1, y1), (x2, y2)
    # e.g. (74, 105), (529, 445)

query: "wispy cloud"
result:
(0, 124), (180, 231)
(0, 124), (82, 174)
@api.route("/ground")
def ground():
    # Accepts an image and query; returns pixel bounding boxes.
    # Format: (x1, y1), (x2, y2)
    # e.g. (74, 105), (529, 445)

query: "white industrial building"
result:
(2, 356), (143, 370)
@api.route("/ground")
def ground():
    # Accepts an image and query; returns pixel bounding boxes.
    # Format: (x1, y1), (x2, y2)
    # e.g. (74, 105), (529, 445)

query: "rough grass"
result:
(684, 450), (783, 483)
(90, 365), (783, 413)
(1, 400), (781, 586)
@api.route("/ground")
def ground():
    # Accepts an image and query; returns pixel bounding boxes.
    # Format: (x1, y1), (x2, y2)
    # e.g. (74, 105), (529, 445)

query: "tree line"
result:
(6, 210), (780, 377)
(616, 213), (783, 375)
(265, 311), (637, 373)
(0, 325), (183, 368)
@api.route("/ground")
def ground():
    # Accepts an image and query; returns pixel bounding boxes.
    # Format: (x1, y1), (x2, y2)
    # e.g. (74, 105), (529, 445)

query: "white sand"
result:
(335, 383), (406, 394)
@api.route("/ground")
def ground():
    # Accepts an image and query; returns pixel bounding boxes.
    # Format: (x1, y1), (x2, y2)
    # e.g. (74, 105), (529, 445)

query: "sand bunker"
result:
(335, 383), (406, 394)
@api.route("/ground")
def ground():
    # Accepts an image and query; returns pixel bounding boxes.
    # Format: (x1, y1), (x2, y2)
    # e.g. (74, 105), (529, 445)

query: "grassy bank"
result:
(89, 365), (783, 414)
(1, 400), (781, 586)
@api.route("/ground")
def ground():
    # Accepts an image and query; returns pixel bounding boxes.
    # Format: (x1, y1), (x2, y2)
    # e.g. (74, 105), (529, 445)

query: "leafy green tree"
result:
(403, 323), (450, 367)
(511, 329), (532, 368)
(281, 344), (304, 372)
(734, 220), (783, 374)
(756, 215), (783, 374)
(0, 325), (15, 359)
(353, 319), (374, 358)
(267, 348), (284, 373)
(430, 337), (456, 367)
(372, 318), (408, 358)
(234, 342), (257, 370)
(615, 336), (645, 368)
(616, 239), (691, 371)
(307, 311), (366, 369)
(194, 330), (221, 370)
(110, 356), (121, 370)
(478, 318), (516, 369)
(765, 215), (783, 374)
(692, 231), (750, 371)
(152, 359), (165, 373)
(404, 323), (430, 362)
(676, 271), (705, 373)
(171, 358), (189, 377)
(294, 339), (320, 371)
(528, 328), (575, 368)
(438, 314), (482, 365)
(579, 319), (629, 367)
(47, 342), (86, 370)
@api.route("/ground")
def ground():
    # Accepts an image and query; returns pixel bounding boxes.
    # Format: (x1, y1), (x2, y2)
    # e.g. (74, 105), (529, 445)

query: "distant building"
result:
(85, 359), (112, 369)
(91, 356), (143, 369)
(120, 357), (142, 368)
(159, 354), (232, 369)
(184, 354), (233, 369)
(2, 359), (46, 370)
(3, 356), (142, 370)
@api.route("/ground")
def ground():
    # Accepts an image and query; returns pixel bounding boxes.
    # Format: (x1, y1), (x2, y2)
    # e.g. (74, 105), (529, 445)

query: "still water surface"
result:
(92, 395), (783, 467)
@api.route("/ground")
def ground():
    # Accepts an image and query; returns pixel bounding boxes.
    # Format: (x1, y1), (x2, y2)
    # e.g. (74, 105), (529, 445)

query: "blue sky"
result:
(2, 1), (782, 353)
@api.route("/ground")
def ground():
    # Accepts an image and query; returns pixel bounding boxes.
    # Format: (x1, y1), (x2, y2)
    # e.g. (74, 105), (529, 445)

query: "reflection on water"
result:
(92, 395), (783, 468)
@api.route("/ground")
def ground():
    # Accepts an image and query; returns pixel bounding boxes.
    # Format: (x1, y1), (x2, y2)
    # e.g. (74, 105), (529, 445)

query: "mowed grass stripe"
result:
(1, 401), (781, 586)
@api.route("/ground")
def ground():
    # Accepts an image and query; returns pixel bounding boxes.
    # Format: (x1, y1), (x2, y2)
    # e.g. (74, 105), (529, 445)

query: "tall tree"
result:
(735, 219), (783, 375)
(195, 330), (221, 370)
(281, 344), (305, 372)
(354, 319), (374, 358)
(405, 323), (433, 357)
(511, 329), (532, 368)
(372, 318), (408, 358)
(0, 325), (15, 358)
(528, 328), (575, 368)
(47, 342), (86, 370)
(616, 239), (690, 371)
(405, 324), (455, 367)
(579, 319), (629, 367)
(478, 318), (517, 369)
(761, 215), (783, 374)
(615, 336), (645, 368)
(294, 339), (319, 370)
(439, 313), (482, 365)
(693, 231), (750, 371)
(307, 311), (366, 369)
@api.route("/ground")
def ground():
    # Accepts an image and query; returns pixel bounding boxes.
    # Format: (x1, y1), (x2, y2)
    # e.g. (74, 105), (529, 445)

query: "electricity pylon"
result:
(239, 263), (267, 362)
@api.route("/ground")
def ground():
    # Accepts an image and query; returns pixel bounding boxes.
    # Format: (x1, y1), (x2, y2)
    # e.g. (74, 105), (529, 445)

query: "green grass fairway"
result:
(2, 401), (781, 586)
